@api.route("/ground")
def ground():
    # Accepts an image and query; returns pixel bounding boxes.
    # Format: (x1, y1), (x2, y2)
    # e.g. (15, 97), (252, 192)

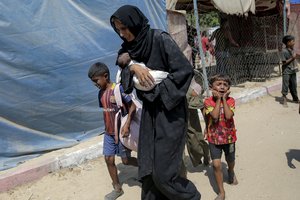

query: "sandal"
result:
(104, 188), (124, 200)
(214, 194), (225, 200)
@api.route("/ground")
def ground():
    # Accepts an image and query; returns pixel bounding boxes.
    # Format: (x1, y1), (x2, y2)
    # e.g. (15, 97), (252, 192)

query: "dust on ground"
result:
(0, 87), (300, 200)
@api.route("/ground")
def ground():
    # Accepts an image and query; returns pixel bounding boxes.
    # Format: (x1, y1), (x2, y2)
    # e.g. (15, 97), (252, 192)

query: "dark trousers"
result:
(186, 108), (209, 167)
(282, 73), (299, 101)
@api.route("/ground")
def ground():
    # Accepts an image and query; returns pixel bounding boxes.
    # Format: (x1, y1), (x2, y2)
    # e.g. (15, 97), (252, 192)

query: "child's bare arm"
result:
(210, 90), (222, 120)
(282, 53), (299, 66)
(283, 57), (295, 66)
(121, 101), (136, 137)
(222, 90), (234, 120)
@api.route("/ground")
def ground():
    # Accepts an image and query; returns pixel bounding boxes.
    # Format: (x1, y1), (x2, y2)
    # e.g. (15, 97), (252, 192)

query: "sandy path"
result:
(1, 88), (300, 200)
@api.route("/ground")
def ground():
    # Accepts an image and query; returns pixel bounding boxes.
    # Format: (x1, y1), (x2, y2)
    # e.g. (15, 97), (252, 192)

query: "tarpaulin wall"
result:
(0, 0), (166, 171)
(289, 0), (300, 54)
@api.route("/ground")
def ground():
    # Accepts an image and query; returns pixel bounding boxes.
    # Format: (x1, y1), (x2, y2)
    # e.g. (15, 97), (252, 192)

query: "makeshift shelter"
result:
(0, 0), (166, 171)
(174, 0), (288, 84)
(289, 0), (300, 54)
(175, 0), (283, 15)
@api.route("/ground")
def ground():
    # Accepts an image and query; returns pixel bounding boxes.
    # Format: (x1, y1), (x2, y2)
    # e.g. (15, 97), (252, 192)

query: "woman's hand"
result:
(130, 64), (155, 88)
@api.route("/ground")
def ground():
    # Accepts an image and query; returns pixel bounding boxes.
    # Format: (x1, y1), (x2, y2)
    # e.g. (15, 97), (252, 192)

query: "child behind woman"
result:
(203, 74), (238, 200)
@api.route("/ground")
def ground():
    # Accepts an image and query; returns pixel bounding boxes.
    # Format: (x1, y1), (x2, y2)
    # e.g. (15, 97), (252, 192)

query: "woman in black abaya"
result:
(110, 5), (201, 200)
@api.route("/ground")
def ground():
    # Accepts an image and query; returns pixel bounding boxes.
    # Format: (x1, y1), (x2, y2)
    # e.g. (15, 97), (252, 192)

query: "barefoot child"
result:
(281, 35), (300, 106)
(88, 62), (138, 200)
(203, 74), (238, 200)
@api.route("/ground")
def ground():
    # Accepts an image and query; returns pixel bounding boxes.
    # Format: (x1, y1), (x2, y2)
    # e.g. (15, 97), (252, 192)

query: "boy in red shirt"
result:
(203, 74), (238, 200)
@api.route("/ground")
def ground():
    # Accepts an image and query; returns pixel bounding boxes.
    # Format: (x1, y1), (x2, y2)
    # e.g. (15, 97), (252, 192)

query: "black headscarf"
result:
(110, 5), (154, 63)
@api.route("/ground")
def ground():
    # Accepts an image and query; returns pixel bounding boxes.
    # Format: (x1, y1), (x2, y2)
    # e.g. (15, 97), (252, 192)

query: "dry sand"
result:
(0, 88), (300, 200)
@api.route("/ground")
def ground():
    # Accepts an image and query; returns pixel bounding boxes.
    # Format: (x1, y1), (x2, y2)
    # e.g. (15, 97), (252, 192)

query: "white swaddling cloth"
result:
(116, 60), (169, 91)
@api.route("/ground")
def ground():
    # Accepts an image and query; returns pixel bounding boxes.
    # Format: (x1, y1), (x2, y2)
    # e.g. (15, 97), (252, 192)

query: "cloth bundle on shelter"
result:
(212, 0), (255, 15)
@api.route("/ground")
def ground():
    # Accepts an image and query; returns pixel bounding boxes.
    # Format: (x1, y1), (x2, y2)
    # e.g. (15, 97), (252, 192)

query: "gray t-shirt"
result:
(281, 48), (298, 74)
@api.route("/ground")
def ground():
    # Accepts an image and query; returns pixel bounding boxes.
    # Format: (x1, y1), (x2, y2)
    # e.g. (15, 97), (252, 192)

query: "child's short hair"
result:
(201, 30), (207, 37)
(282, 35), (295, 45)
(88, 62), (110, 80)
(209, 74), (231, 87)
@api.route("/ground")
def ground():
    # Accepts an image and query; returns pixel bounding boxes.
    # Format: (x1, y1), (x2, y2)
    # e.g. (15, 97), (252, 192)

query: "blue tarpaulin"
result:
(0, 0), (166, 171)
(291, 0), (300, 4)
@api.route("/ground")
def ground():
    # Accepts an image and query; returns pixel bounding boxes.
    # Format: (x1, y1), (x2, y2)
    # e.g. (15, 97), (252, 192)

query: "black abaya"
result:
(111, 5), (201, 200)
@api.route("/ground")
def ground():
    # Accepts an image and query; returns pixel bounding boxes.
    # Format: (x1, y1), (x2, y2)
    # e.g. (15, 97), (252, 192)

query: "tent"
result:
(175, 0), (283, 16)
(0, 0), (166, 171)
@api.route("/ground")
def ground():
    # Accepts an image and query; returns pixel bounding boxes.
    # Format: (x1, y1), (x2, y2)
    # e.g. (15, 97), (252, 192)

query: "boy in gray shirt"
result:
(281, 35), (300, 106)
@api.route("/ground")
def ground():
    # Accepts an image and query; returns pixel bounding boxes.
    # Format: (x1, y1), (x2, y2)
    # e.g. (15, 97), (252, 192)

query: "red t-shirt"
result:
(204, 96), (237, 145)
(98, 83), (132, 135)
(201, 36), (209, 53)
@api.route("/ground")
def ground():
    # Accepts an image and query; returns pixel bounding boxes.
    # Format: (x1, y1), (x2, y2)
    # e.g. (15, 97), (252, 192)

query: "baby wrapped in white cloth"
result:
(116, 53), (169, 91)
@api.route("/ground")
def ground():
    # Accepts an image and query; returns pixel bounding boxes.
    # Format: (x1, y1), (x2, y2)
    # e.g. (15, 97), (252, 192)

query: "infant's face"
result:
(118, 53), (131, 69)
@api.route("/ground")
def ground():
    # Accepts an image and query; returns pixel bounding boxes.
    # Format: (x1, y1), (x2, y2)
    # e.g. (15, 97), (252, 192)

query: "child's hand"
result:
(293, 53), (297, 59)
(223, 90), (231, 100)
(121, 124), (130, 138)
(293, 53), (300, 59)
(212, 90), (221, 100)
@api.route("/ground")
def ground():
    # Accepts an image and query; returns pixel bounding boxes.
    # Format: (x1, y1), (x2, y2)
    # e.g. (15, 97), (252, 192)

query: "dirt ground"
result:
(0, 88), (300, 200)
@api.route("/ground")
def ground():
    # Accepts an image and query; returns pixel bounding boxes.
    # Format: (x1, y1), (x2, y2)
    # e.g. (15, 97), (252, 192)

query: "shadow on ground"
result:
(117, 163), (141, 188)
(184, 156), (231, 195)
(286, 149), (300, 169)
(266, 87), (300, 105)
